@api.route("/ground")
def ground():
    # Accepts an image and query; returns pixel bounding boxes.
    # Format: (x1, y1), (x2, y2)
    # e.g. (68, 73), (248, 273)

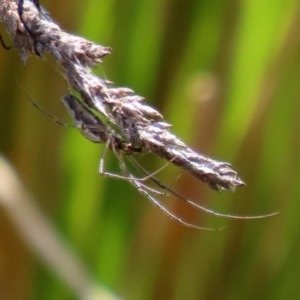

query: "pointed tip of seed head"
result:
(207, 171), (246, 192)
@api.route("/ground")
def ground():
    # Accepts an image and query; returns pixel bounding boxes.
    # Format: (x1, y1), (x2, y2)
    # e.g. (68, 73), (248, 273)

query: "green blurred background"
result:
(0, 0), (299, 299)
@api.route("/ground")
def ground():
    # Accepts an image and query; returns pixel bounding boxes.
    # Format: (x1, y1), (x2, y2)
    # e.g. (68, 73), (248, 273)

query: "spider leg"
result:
(21, 89), (75, 128)
(98, 138), (171, 187)
(107, 145), (223, 230)
(98, 139), (167, 196)
(129, 157), (279, 220)
(116, 155), (220, 230)
(132, 179), (219, 231)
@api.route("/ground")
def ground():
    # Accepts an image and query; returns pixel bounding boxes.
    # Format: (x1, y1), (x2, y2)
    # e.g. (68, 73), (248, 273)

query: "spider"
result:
(26, 92), (278, 230)
(64, 94), (279, 229)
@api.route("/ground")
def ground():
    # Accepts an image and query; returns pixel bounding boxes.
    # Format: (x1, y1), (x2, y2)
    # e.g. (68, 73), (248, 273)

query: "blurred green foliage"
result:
(0, 0), (300, 299)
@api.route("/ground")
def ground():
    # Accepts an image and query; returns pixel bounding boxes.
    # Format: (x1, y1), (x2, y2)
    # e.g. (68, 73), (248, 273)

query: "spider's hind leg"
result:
(99, 138), (169, 184)
(98, 139), (168, 196)
(129, 157), (279, 220)
(118, 157), (219, 231)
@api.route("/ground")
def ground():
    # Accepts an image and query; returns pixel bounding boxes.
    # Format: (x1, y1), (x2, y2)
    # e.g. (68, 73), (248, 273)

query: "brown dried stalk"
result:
(0, 0), (245, 191)
(0, 156), (118, 300)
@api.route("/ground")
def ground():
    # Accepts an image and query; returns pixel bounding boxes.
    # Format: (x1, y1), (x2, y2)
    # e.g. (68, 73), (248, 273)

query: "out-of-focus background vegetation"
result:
(0, 0), (300, 299)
